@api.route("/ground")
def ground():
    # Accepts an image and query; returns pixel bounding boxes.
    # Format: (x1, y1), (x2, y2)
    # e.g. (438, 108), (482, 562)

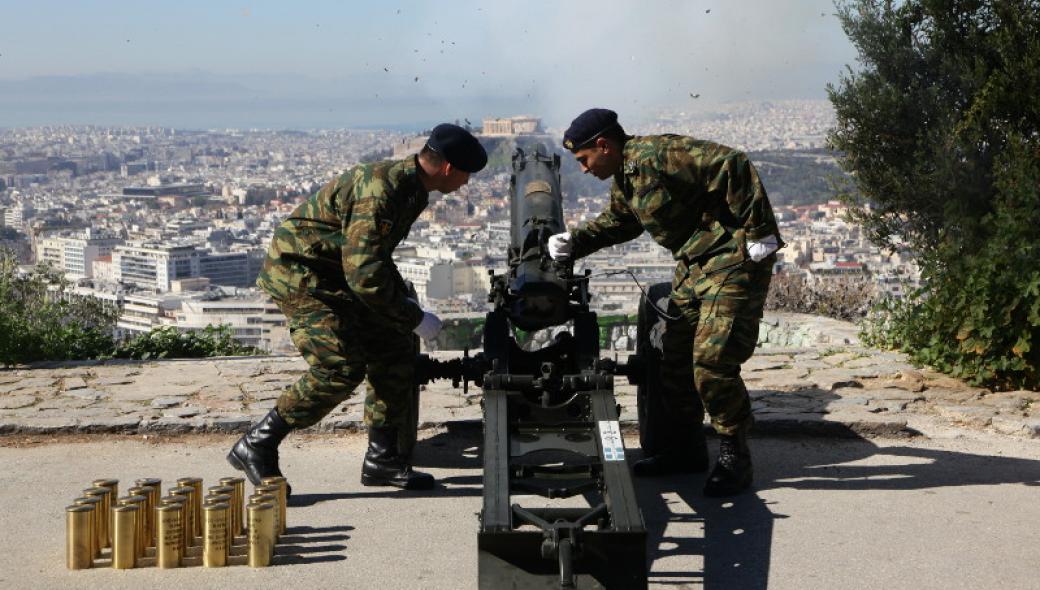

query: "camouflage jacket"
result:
(256, 156), (428, 333)
(570, 135), (782, 273)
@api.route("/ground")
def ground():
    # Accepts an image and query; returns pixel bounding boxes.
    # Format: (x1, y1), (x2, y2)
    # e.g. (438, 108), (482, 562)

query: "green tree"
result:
(0, 248), (119, 366)
(830, 0), (1040, 388)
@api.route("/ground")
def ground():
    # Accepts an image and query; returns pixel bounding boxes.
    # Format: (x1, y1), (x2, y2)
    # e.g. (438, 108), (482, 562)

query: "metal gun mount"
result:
(417, 144), (648, 589)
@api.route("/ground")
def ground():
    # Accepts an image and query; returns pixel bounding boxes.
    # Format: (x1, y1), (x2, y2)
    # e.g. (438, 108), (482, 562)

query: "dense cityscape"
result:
(0, 100), (919, 353)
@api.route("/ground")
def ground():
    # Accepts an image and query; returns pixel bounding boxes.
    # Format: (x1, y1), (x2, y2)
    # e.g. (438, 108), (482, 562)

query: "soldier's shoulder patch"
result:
(624, 160), (639, 175)
(378, 219), (394, 236)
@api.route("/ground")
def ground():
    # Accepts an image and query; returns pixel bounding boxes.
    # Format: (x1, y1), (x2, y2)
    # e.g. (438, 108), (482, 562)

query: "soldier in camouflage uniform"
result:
(549, 109), (782, 496)
(227, 124), (487, 492)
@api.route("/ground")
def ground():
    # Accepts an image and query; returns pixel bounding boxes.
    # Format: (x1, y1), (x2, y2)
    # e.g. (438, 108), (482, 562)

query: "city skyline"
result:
(0, 0), (857, 129)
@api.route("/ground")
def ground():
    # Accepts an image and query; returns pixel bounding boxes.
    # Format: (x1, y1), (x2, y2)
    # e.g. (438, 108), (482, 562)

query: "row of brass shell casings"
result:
(80, 487), (112, 550)
(71, 496), (103, 559)
(134, 478), (162, 545)
(259, 476), (288, 534)
(67, 475), (275, 570)
(117, 494), (149, 558)
(218, 477), (246, 536)
(175, 477), (204, 538)
(168, 485), (198, 547)
(204, 493), (234, 552)
(91, 478), (119, 546)
(160, 495), (190, 554)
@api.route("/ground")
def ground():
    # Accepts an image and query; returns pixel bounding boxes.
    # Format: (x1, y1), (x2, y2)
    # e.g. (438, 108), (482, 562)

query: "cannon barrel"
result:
(505, 144), (571, 331)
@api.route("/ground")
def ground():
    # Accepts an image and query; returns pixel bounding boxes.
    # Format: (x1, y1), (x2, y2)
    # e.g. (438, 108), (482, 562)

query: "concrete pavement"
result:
(1, 431), (1038, 589)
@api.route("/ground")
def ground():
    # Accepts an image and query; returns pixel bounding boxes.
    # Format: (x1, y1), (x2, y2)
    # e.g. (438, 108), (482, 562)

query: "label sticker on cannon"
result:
(598, 420), (625, 461)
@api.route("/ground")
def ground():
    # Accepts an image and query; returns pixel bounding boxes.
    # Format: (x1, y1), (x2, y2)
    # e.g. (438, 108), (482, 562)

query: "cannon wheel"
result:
(635, 282), (703, 457)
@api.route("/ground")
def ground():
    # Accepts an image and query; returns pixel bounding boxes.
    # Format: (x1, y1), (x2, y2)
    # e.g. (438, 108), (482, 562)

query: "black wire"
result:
(564, 268), (684, 321)
(564, 260), (747, 324)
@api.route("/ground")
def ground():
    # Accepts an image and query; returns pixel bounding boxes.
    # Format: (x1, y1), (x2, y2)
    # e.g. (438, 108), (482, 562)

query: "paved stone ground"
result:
(1, 318), (1037, 440)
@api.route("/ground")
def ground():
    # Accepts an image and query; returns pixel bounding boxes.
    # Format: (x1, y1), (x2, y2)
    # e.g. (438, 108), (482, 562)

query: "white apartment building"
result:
(114, 243), (200, 291)
(198, 250), (252, 288)
(397, 257), (452, 303)
(113, 242), (255, 291)
(174, 296), (289, 352)
(36, 229), (124, 279)
(116, 293), (182, 336)
(3, 205), (34, 231)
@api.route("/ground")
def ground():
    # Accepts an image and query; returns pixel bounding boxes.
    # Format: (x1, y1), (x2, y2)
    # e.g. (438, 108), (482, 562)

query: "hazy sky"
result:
(0, 0), (858, 129)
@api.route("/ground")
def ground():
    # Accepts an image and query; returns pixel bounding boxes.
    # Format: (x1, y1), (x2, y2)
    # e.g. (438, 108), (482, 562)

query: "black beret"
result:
(426, 123), (487, 173)
(563, 108), (619, 151)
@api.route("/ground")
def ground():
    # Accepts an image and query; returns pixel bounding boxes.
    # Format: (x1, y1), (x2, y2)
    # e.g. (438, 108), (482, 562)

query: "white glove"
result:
(747, 235), (779, 262)
(548, 232), (573, 261)
(413, 311), (442, 341)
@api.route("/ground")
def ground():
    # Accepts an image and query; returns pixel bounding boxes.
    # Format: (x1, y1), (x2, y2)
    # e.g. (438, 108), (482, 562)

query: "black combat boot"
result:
(633, 428), (709, 477)
(703, 427), (752, 497)
(361, 425), (435, 490)
(227, 408), (293, 496)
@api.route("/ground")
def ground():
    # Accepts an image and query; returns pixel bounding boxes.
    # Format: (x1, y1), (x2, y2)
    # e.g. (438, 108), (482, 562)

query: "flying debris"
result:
(384, 67), (390, 72)
(414, 76), (419, 82)
(706, 8), (711, 13)
(689, 93), (700, 99)
(464, 118), (472, 126)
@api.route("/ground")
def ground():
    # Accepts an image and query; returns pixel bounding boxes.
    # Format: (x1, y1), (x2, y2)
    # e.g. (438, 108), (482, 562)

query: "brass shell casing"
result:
(127, 485), (156, 547)
(111, 505), (139, 569)
(117, 495), (149, 557)
(160, 496), (190, 552)
(219, 477), (246, 536)
(91, 478), (119, 499)
(202, 503), (229, 567)
(249, 492), (280, 541)
(246, 503), (275, 567)
(91, 478), (119, 546)
(260, 477), (288, 534)
(66, 505), (94, 570)
(72, 497), (101, 558)
(204, 495), (234, 548)
(168, 486), (197, 547)
(175, 478), (203, 538)
(156, 504), (182, 568)
(134, 478), (162, 507)
(81, 487), (112, 550)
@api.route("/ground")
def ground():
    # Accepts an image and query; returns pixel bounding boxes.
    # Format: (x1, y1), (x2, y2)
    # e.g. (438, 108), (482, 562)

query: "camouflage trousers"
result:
(272, 291), (417, 430)
(667, 254), (773, 436)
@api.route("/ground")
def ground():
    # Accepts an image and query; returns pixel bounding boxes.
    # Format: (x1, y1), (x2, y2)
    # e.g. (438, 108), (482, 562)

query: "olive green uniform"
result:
(569, 135), (782, 435)
(257, 156), (428, 429)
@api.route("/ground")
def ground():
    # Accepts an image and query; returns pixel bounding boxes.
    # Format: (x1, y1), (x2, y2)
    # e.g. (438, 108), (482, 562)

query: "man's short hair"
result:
(419, 144), (446, 166)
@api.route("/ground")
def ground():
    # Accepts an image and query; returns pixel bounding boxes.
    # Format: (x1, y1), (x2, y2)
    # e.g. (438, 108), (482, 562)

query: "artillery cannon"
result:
(418, 143), (651, 589)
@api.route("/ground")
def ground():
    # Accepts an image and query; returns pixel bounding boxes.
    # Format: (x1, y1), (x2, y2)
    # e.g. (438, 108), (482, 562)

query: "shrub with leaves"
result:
(0, 248), (120, 366)
(830, 0), (1040, 389)
(112, 324), (260, 360)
